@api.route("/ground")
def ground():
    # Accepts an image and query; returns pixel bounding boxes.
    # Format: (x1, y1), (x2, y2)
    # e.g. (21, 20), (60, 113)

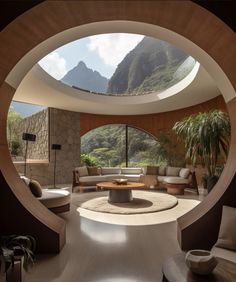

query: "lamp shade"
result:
(22, 133), (36, 141)
(51, 144), (61, 150)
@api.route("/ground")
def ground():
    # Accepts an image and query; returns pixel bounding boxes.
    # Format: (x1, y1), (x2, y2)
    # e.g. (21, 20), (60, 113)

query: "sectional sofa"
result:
(72, 165), (197, 193)
(73, 167), (142, 192)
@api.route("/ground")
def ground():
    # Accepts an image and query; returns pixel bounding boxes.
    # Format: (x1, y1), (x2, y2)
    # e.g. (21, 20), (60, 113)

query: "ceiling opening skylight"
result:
(39, 33), (196, 96)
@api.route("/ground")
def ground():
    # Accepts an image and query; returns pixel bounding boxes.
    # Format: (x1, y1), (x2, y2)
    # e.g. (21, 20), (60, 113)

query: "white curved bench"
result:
(20, 176), (71, 213)
(39, 188), (71, 213)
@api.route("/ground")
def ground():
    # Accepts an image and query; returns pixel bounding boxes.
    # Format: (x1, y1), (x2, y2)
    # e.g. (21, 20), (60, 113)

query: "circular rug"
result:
(77, 191), (178, 214)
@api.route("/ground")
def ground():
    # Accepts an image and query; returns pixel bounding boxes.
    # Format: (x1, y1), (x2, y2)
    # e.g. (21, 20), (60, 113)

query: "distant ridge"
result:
(11, 101), (45, 117)
(61, 61), (109, 93)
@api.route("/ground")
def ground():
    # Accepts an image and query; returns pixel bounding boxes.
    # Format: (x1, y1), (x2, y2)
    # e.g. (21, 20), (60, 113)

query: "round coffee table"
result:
(96, 182), (145, 203)
(162, 253), (236, 282)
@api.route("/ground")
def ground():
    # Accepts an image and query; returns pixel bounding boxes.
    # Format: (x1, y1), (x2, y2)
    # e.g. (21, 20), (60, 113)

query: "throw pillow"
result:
(20, 176), (30, 186)
(215, 205), (236, 251)
(179, 168), (190, 179)
(145, 166), (159, 175)
(158, 166), (166, 176)
(166, 166), (181, 176)
(87, 166), (100, 176)
(29, 180), (42, 197)
(78, 166), (89, 177)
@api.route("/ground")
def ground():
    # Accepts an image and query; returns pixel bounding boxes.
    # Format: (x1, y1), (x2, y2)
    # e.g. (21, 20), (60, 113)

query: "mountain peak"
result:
(77, 61), (87, 68)
(61, 61), (108, 93)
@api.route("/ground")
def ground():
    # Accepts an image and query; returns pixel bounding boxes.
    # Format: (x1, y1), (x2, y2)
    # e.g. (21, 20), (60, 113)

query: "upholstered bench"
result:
(38, 188), (71, 213)
(21, 176), (71, 213)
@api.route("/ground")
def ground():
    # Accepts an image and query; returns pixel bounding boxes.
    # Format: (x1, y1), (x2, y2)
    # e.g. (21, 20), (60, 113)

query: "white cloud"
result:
(87, 33), (144, 67)
(39, 52), (67, 80)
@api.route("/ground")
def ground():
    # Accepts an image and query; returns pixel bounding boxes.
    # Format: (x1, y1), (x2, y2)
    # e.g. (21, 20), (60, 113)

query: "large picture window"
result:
(81, 124), (186, 167)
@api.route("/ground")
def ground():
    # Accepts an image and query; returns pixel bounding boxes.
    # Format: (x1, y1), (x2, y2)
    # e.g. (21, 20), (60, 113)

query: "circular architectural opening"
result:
(38, 33), (196, 96)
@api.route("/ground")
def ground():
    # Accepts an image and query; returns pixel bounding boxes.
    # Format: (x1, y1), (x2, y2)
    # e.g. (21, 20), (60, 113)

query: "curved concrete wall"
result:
(0, 1), (235, 252)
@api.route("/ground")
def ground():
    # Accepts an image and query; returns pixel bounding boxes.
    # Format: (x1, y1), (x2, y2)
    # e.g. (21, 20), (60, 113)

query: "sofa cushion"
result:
(179, 168), (190, 179)
(29, 179), (42, 197)
(158, 166), (166, 176)
(79, 175), (107, 183)
(39, 189), (71, 208)
(157, 175), (166, 182)
(76, 166), (89, 177)
(215, 205), (236, 251)
(166, 166), (181, 176)
(87, 166), (100, 176)
(211, 246), (236, 263)
(121, 174), (141, 182)
(121, 168), (143, 174)
(101, 167), (120, 175)
(145, 166), (158, 175)
(164, 177), (189, 184)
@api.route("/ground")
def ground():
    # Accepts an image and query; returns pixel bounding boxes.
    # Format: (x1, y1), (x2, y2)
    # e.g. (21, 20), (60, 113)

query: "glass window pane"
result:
(81, 124), (126, 167)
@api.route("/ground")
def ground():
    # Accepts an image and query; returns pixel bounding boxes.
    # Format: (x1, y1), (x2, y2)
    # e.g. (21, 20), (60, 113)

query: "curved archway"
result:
(0, 1), (235, 252)
(81, 123), (163, 168)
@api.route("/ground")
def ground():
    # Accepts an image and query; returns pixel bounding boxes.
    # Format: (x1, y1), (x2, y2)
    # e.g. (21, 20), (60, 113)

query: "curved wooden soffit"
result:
(0, 1), (235, 252)
(79, 96), (227, 138)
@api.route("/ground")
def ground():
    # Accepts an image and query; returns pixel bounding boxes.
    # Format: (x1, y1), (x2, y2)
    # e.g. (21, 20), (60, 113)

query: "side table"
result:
(162, 253), (236, 282)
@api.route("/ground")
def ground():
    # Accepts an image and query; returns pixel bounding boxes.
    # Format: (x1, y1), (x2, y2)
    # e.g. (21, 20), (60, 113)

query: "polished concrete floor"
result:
(25, 189), (204, 282)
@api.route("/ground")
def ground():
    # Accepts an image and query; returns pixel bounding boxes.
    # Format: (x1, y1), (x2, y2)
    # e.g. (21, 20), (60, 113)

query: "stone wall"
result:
(49, 108), (80, 185)
(14, 108), (80, 185)
(16, 109), (48, 160)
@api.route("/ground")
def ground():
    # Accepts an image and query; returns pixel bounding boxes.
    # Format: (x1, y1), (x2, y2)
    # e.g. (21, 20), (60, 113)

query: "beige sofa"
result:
(72, 165), (196, 193)
(73, 167), (143, 192)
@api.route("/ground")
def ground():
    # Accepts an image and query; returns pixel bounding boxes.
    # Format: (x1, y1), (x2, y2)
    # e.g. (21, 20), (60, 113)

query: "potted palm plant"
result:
(173, 110), (230, 192)
(0, 234), (36, 282)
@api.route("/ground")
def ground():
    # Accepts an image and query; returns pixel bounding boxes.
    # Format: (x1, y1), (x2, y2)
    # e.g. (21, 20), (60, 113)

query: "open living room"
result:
(0, 1), (236, 282)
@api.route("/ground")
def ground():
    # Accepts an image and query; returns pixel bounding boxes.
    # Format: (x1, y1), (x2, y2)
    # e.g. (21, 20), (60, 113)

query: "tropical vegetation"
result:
(107, 36), (195, 95)
(81, 125), (186, 167)
(0, 234), (36, 272)
(7, 108), (23, 156)
(173, 110), (230, 189)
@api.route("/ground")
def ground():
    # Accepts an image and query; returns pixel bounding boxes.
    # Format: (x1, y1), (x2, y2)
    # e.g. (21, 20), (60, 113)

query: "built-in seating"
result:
(38, 188), (71, 213)
(73, 165), (196, 193)
(73, 167), (143, 192)
(21, 176), (71, 213)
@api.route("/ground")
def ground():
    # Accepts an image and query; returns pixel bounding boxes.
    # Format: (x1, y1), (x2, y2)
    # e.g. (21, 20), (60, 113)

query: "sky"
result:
(39, 33), (144, 79)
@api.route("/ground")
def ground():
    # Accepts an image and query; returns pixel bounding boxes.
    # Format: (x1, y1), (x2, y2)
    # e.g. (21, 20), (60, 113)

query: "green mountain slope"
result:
(107, 37), (195, 95)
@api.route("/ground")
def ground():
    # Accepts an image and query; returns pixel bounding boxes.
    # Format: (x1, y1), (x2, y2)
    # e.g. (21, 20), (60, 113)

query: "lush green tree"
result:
(7, 108), (23, 155)
(81, 124), (186, 168)
(80, 154), (98, 166)
(90, 148), (121, 167)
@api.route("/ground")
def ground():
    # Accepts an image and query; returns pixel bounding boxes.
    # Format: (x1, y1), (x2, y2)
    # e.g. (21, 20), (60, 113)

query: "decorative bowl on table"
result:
(185, 249), (218, 275)
(112, 178), (128, 185)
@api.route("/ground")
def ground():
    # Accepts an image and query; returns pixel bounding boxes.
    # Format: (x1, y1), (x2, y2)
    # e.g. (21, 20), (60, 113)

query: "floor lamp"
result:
(51, 144), (61, 188)
(22, 133), (36, 176)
